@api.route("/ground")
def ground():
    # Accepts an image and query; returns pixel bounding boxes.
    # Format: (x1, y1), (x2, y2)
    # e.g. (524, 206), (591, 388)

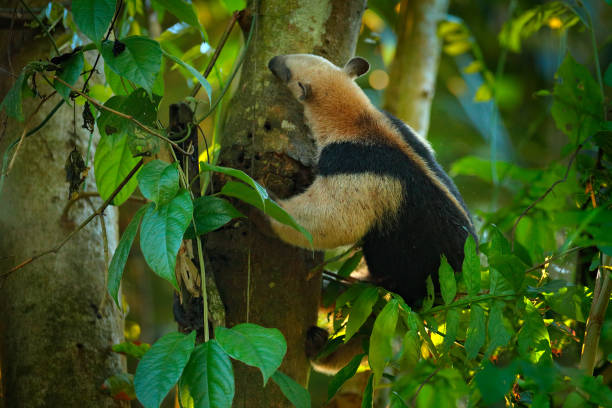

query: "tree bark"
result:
(206, 1), (365, 406)
(383, 0), (449, 137)
(0, 18), (125, 408)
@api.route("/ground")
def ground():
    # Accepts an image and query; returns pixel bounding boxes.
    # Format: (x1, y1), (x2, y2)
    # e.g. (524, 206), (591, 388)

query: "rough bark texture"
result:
(206, 1), (365, 406)
(383, 0), (449, 137)
(0, 17), (125, 408)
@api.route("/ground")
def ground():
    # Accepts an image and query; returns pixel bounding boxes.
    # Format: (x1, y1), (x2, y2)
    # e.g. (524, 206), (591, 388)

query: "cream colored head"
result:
(268, 54), (372, 143)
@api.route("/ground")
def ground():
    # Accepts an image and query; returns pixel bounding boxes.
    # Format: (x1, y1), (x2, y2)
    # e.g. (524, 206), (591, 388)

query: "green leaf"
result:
(153, 0), (207, 40)
(499, 2), (580, 52)
(464, 304), (486, 359)
(134, 331), (196, 408)
(543, 285), (591, 323)
(94, 133), (141, 206)
(328, 353), (365, 399)
(337, 251), (363, 277)
(474, 361), (517, 405)
(462, 235), (480, 297)
(220, 181), (312, 245)
(271, 371), (311, 408)
(335, 283), (370, 309)
(200, 162), (268, 206)
(162, 48), (211, 104)
(361, 374), (374, 408)
(221, 0), (246, 12)
(485, 301), (511, 357)
(101, 37), (162, 94)
(551, 53), (603, 143)
(474, 83), (493, 102)
(216, 323), (286, 385)
(489, 254), (528, 293)
(442, 309), (459, 353)
(179, 340), (234, 408)
(421, 275), (435, 312)
(140, 190), (193, 289)
(137, 160), (179, 208)
(518, 298), (550, 362)
(0, 72), (26, 121)
(184, 196), (244, 239)
(605, 63), (612, 87)
(108, 205), (148, 305)
(103, 372), (136, 400)
(72, 0), (115, 42)
(369, 299), (399, 385)
(345, 286), (379, 342)
(572, 374), (612, 407)
(104, 63), (129, 95)
(53, 52), (84, 102)
(112, 341), (151, 359)
(438, 256), (456, 305)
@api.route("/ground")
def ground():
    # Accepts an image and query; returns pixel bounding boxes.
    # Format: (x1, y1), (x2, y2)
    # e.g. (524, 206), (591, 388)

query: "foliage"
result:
(2, 0), (611, 407)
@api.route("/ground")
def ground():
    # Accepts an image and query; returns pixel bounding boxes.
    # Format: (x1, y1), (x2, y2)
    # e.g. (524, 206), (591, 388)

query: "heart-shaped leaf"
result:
(137, 160), (179, 208)
(140, 189), (193, 289)
(53, 52), (84, 102)
(184, 196), (244, 239)
(216, 324), (286, 385)
(102, 37), (162, 93)
(72, 0), (115, 42)
(271, 371), (311, 408)
(134, 331), (196, 408)
(179, 340), (234, 408)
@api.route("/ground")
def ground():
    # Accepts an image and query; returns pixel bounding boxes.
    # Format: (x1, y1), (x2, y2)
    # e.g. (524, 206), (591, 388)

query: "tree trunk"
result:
(206, 1), (365, 406)
(0, 17), (125, 408)
(383, 0), (449, 137)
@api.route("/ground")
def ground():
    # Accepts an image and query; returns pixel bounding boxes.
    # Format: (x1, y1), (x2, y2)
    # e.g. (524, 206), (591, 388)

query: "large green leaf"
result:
(361, 374), (374, 408)
(94, 132), (140, 206)
(474, 361), (517, 405)
(137, 160), (180, 208)
(134, 331), (196, 408)
(462, 235), (480, 297)
(345, 286), (379, 342)
(162, 49), (212, 104)
(369, 299), (399, 385)
(72, 0), (115, 42)
(464, 304), (486, 359)
(216, 323), (286, 385)
(0, 72), (26, 121)
(140, 190), (193, 289)
(220, 181), (312, 245)
(485, 301), (511, 358)
(179, 340), (234, 408)
(184, 196), (244, 239)
(438, 256), (456, 305)
(221, 0), (246, 13)
(271, 371), (311, 408)
(551, 53), (603, 143)
(442, 309), (459, 353)
(53, 52), (84, 102)
(517, 298), (550, 363)
(101, 36), (162, 93)
(489, 254), (528, 293)
(108, 204), (148, 305)
(328, 353), (365, 400)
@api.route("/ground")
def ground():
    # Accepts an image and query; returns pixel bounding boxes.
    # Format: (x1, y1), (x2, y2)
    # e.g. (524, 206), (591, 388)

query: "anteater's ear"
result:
(343, 57), (370, 79)
(297, 81), (312, 101)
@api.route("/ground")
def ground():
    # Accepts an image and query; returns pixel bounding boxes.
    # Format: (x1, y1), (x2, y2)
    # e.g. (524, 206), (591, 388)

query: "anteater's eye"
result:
(297, 81), (312, 101)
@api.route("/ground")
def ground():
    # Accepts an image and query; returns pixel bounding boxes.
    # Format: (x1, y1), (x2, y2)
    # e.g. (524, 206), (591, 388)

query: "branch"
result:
(511, 144), (581, 248)
(50, 75), (193, 155)
(190, 10), (240, 97)
(18, 0), (59, 55)
(1, 158), (144, 279)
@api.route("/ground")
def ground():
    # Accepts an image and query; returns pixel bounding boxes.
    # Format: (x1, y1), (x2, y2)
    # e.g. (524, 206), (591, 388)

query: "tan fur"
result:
(310, 334), (368, 376)
(270, 173), (403, 249)
(281, 55), (472, 229)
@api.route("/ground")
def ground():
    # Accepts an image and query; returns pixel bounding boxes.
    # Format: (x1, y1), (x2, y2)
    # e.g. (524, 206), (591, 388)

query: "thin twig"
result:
(511, 144), (582, 248)
(18, 0), (59, 55)
(50, 75), (193, 155)
(191, 11), (239, 97)
(411, 366), (442, 406)
(1, 159), (144, 278)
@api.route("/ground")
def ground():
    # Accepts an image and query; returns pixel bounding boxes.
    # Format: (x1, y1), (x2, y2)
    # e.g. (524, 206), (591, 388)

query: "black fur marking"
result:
(381, 110), (473, 218)
(318, 139), (475, 306)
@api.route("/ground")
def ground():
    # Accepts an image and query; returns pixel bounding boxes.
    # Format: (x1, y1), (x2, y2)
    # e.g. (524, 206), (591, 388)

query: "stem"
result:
(50, 75), (193, 155)
(2, 159), (144, 278)
(586, 11), (605, 120)
(191, 11), (239, 97)
(422, 293), (519, 315)
(196, 235), (209, 341)
(19, 0), (59, 55)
